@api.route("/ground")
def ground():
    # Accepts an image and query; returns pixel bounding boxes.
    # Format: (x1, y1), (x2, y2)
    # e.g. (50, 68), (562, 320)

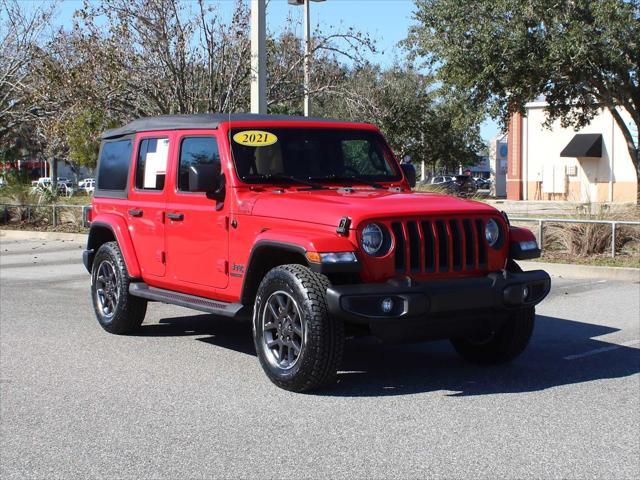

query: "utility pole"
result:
(303, 0), (311, 116)
(289, 0), (325, 117)
(250, 0), (266, 114)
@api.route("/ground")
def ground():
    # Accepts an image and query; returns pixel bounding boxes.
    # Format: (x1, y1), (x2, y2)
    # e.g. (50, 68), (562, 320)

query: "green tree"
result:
(63, 108), (111, 172)
(318, 63), (483, 173)
(406, 0), (640, 194)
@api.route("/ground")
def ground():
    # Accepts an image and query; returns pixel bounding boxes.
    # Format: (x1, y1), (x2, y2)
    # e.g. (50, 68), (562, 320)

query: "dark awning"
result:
(560, 134), (602, 158)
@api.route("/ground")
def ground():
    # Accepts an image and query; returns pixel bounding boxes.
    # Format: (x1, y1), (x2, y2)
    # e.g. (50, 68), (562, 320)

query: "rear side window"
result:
(97, 139), (132, 191)
(135, 138), (169, 190)
(178, 137), (220, 191)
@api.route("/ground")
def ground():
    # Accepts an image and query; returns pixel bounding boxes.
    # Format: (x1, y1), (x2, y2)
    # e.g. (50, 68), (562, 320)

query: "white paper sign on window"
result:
(144, 139), (169, 189)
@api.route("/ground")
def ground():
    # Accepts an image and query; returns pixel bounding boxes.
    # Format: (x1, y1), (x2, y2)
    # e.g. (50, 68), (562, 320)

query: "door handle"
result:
(167, 212), (184, 221)
(128, 208), (143, 217)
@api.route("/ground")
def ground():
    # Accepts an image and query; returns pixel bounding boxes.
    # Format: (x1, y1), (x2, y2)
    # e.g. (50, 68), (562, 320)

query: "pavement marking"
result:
(564, 339), (640, 360)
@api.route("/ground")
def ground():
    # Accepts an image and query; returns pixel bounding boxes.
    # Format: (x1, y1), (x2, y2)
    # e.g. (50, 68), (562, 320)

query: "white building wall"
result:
(522, 103), (637, 202)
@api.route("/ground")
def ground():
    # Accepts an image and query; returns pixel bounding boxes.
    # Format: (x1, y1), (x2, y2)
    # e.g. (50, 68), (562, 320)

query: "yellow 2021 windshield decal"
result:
(232, 130), (278, 147)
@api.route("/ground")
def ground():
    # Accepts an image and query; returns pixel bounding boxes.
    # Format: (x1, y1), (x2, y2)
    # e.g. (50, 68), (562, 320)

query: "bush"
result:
(2, 183), (38, 205)
(58, 206), (82, 226)
(545, 205), (640, 256)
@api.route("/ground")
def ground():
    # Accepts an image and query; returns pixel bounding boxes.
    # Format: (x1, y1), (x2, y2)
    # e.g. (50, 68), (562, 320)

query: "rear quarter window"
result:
(96, 139), (132, 193)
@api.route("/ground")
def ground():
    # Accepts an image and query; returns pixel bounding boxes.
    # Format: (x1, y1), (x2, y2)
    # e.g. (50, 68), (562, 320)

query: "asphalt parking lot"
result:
(1, 237), (639, 479)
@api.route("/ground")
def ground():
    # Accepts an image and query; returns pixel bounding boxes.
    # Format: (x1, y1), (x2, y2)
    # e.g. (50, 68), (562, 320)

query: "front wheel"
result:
(253, 264), (344, 392)
(450, 307), (535, 364)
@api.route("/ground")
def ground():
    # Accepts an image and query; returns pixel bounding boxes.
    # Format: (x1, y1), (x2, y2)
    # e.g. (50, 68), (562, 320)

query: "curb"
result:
(520, 260), (640, 283)
(0, 229), (88, 242)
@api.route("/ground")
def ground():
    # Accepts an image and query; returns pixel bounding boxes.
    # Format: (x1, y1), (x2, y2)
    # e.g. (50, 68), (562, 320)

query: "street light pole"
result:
(289, 0), (325, 117)
(250, 0), (266, 114)
(303, 0), (311, 117)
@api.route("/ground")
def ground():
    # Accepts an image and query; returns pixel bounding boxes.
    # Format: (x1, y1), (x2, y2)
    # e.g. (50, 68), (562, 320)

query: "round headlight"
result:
(361, 223), (385, 256)
(485, 218), (501, 247)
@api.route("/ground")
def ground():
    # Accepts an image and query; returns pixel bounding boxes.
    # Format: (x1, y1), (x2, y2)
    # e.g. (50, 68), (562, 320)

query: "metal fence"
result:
(1, 203), (91, 229)
(1, 204), (638, 258)
(511, 217), (640, 257)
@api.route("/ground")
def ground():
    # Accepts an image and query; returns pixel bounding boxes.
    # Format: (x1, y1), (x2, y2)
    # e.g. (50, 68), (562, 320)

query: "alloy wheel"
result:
(261, 290), (305, 370)
(95, 260), (119, 318)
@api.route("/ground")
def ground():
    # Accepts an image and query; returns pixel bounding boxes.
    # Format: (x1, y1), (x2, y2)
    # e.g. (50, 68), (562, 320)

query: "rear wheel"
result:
(451, 306), (535, 364)
(91, 241), (147, 334)
(253, 264), (344, 392)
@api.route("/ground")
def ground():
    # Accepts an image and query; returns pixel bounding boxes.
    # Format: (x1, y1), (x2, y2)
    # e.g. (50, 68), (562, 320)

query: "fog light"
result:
(503, 285), (530, 306)
(381, 298), (394, 313)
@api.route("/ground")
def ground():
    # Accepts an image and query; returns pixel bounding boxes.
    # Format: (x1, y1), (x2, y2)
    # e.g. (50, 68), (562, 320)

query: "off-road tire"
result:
(253, 264), (344, 392)
(450, 306), (535, 364)
(91, 241), (147, 334)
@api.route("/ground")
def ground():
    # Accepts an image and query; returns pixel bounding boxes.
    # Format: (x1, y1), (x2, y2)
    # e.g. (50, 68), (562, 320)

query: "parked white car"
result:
(59, 182), (75, 197)
(32, 177), (75, 197)
(78, 178), (95, 194)
(429, 175), (457, 185)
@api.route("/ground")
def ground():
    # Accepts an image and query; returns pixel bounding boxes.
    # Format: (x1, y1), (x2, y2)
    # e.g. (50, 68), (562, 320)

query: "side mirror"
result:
(188, 164), (224, 201)
(401, 163), (417, 189)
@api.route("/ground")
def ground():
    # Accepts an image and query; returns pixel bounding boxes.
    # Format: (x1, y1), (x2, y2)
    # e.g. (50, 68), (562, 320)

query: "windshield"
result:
(230, 128), (401, 185)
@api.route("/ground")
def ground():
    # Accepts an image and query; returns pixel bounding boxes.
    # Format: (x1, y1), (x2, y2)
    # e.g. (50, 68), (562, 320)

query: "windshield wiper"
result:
(310, 174), (385, 189)
(245, 174), (327, 190)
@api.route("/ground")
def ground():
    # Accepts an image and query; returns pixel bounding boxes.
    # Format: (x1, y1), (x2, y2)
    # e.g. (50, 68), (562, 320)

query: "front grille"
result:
(390, 218), (488, 274)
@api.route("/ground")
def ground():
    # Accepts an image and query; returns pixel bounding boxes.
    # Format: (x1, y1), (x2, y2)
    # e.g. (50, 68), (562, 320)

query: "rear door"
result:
(165, 133), (229, 289)
(127, 133), (171, 278)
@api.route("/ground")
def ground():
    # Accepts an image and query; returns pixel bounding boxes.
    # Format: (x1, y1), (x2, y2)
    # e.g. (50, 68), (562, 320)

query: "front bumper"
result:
(326, 270), (551, 341)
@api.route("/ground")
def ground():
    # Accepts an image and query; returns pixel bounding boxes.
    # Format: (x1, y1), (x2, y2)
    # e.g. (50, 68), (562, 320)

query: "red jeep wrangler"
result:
(83, 114), (550, 392)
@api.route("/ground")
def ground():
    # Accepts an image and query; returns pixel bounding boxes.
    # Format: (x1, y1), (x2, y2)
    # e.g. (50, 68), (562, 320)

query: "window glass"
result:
(178, 137), (220, 191)
(230, 128), (400, 183)
(135, 138), (169, 190)
(341, 139), (392, 176)
(97, 139), (132, 191)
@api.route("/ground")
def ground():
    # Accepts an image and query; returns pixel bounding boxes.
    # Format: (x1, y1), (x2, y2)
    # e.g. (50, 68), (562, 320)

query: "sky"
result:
(48, 0), (500, 141)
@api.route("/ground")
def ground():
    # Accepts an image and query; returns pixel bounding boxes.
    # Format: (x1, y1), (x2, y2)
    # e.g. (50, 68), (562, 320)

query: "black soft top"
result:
(100, 113), (353, 140)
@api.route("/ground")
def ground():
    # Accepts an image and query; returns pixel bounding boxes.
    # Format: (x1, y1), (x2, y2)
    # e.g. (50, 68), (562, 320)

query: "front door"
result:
(165, 134), (229, 289)
(127, 135), (170, 278)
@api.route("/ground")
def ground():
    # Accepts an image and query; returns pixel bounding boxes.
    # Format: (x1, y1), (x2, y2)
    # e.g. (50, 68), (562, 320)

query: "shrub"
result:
(545, 205), (640, 256)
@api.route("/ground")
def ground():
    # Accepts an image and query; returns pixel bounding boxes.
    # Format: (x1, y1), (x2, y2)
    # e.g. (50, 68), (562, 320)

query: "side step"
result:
(129, 283), (249, 319)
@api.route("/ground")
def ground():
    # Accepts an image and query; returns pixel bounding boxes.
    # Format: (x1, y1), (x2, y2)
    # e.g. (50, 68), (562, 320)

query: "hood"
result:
(243, 188), (498, 227)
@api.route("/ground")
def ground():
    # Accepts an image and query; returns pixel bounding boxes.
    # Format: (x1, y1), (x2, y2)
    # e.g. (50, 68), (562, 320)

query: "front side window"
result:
(135, 138), (169, 190)
(97, 139), (132, 191)
(230, 128), (400, 184)
(178, 137), (220, 191)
